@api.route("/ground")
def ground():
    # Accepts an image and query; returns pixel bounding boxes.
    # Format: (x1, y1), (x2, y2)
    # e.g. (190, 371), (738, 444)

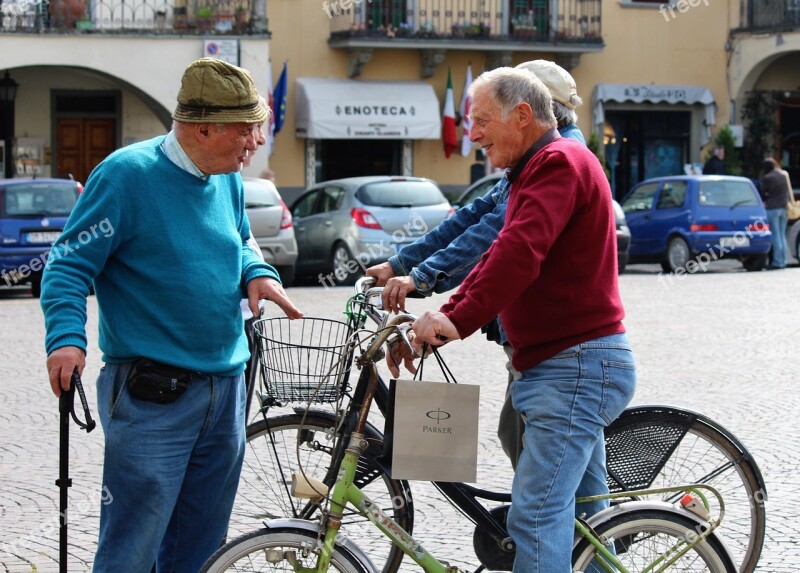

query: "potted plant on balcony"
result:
(234, 5), (249, 33)
(465, 22), (482, 37)
(196, 5), (213, 30)
(418, 19), (436, 38)
(395, 21), (412, 37)
(451, 22), (466, 38)
(511, 13), (537, 39)
(48, 0), (87, 28)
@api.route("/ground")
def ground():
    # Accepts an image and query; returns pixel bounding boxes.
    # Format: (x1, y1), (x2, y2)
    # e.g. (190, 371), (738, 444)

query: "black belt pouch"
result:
(126, 358), (192, 404)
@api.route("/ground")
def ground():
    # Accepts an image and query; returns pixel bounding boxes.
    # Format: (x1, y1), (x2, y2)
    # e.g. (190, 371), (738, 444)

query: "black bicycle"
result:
(229, 278), (766, 573)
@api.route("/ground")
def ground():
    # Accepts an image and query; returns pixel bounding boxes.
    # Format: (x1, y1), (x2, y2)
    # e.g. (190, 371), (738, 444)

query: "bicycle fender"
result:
(263, 517), (380, 573)
(576, 499), (737, 566)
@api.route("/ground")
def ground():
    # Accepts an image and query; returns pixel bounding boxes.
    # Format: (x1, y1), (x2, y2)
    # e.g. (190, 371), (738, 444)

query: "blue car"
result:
(0, 178), (81, 297)
(620, 175), (772, 273)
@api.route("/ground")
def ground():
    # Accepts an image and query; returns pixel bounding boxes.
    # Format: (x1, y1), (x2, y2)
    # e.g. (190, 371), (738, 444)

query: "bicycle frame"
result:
(285, 352), (727, 573)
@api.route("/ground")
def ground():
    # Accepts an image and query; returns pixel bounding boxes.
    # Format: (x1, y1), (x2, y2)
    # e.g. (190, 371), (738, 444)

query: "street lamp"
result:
(0, 71), (18, 178)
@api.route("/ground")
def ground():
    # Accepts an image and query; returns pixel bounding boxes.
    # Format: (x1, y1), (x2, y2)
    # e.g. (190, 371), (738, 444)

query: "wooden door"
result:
(56, 118), (116, 183)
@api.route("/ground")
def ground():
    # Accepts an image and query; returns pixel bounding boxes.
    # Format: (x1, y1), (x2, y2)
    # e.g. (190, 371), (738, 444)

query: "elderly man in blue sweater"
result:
(41, 58), (302, 572)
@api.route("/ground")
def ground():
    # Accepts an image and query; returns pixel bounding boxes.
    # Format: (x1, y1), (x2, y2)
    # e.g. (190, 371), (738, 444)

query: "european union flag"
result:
(273, 62), (288, 134)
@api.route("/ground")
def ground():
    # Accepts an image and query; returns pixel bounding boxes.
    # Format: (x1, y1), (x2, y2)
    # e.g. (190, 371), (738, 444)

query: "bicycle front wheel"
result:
(572, 509), (737, 573)
(228, 412), (412, 573)
(201, 527), (370, 573)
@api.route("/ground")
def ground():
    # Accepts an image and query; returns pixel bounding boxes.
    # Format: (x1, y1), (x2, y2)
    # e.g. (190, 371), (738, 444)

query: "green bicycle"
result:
(204, 311), (738, 573)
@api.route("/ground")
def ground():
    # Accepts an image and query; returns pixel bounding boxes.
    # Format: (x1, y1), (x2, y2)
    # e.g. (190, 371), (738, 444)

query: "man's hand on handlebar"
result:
(411, 311), (460, 351)
(381, 276), (417, 314)
(386, 329), (419, 378)
(365, 262), (396, 286)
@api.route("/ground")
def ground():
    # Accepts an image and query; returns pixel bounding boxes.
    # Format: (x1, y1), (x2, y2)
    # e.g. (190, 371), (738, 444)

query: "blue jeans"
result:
(507, 333), (636, 573)
(767, 208), (788, 268)
(94, 362), (246, 573)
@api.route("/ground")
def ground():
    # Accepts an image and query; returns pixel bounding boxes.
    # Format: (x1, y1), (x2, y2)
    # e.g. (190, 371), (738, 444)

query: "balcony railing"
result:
(329, 0), (602, 44)
(0, 0), (268, 33)
(737, 0), (800, 31)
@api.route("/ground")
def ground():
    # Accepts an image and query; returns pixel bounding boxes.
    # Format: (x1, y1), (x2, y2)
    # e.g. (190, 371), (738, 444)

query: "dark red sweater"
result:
(441, 136), (625, 371)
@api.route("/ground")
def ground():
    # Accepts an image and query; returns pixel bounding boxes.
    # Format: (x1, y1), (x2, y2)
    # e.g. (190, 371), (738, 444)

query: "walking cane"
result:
(57, 368), (96, 573)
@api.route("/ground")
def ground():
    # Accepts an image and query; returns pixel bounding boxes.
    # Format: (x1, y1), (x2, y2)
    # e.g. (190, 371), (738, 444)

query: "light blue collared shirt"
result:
(161, 130), (207, 179)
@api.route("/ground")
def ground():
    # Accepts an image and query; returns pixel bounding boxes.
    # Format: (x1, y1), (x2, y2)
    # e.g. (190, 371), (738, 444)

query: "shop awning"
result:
(592, 83), (717, 145)
(295, 78), (441, 140)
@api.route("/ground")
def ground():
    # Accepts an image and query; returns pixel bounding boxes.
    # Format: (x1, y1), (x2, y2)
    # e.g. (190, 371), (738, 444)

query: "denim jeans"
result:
(766, 208), (788, 268)
(507, 333), (636, 573)
(94, 362), (246, 573)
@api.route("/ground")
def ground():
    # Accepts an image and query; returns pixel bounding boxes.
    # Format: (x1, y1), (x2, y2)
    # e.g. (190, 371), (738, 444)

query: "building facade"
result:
(0, 0), (797, 202)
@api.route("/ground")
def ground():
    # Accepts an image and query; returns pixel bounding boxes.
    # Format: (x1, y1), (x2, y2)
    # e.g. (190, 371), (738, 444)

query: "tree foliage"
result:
(740, 90), (776, 179)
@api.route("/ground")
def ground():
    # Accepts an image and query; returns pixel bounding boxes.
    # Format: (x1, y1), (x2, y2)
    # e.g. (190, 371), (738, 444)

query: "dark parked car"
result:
(291, 176), (453, 286)
(0, 178), (81, 297)
(621, 175), (772, 273)
(454, 172), (631, 273)
(243, 177), (298, 286)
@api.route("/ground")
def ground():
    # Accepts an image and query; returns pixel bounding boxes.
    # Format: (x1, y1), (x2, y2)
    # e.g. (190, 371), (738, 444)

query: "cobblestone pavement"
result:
(1, 261), (798, 572)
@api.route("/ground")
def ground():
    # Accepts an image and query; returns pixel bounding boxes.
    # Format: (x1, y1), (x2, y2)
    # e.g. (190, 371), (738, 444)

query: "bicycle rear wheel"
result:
(572, 509), (737, 572)
(604, 407), (765, 572)
(228, 412), (412, 573)
(201, 527), (370, 573)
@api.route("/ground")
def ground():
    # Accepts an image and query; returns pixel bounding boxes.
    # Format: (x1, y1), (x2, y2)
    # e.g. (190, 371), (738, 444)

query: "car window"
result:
(656, 181), (687, 210)
(319, 186), (345, 213)
(459, 178), (498, 206)
(697, 180), (760, 207)
(621, 182), (659, 213)
(292, 190), (320, 218)
(1, 182), (78, 217)
(356, 180), (446, 207)
(243, 181), (279, 208)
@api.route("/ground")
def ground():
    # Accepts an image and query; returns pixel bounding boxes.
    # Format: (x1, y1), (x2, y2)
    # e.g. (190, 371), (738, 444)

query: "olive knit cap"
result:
(172, 57), (268, 124)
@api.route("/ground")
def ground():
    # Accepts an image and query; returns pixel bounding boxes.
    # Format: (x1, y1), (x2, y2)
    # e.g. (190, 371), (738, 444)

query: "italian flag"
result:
(442, 67), (457, 158)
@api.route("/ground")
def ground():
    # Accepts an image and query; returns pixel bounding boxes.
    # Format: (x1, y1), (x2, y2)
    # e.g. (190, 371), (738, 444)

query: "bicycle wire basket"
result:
(253, 316), (354, 403)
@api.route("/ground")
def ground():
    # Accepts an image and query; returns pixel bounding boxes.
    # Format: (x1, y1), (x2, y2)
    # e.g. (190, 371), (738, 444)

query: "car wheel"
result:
(741, 253), (768, 272)
(331, 243), (359, 286)
(275, 265), (295, 288)
(30, 271), (43, 298)
(661, 237), (692, 274)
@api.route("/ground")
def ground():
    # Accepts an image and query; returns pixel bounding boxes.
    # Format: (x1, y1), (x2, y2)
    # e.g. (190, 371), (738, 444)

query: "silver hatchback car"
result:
(291, 176), (453, 286)
(243, 177), (298, 286)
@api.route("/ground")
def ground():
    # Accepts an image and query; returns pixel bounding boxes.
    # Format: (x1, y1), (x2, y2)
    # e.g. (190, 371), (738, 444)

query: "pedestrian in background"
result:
(40, 58), (302, 572)
(760, 157), (790, 269)
(702, 145), (726, 174)
(411, 67), (636, 573)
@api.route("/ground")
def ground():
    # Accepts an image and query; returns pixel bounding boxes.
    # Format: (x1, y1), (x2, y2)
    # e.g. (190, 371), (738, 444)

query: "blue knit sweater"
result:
(40, 136), (279, 375)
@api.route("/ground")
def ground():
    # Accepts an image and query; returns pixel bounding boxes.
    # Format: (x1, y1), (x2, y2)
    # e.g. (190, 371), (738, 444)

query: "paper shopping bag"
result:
(383, 379), (480, 483)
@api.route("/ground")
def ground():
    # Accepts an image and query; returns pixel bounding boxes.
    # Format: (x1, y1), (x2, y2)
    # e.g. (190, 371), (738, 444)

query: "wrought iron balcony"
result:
(328, 0), (602, 46)
(0, 0), (268, 34)
(734, 0), (800, 31)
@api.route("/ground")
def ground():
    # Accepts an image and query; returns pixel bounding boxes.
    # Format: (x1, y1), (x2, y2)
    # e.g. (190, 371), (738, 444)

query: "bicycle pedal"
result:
(290, 472), (329, 500)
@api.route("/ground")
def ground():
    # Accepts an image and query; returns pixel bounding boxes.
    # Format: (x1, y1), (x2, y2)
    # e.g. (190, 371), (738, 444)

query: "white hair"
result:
(468, 67), (557, 128)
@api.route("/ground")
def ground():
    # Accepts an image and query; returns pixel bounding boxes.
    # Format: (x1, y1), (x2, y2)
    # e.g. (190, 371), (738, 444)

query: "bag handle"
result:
(413, 343), (458, 384)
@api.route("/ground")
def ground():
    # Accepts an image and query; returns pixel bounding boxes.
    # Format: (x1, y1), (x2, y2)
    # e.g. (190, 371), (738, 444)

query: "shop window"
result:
(606, 110), (690, 200)
(319, 139), (402, 182)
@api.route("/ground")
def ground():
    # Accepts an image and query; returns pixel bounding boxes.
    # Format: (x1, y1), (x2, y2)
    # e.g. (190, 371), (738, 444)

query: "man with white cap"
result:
(41, 57), (302, 572)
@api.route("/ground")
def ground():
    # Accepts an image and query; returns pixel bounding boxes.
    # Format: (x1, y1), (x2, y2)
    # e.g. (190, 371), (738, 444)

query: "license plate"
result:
(719, 236), (750, 248)
(26, 231), (61, 244)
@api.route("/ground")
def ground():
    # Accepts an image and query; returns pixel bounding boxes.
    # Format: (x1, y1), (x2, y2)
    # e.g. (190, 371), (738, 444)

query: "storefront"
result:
(592, 84), (717, 199)
(294, 78), (441, 188)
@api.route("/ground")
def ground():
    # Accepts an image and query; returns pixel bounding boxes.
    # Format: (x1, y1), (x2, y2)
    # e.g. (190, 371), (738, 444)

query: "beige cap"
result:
(516, 60), (580, 110)
(172, 57), (268, 124)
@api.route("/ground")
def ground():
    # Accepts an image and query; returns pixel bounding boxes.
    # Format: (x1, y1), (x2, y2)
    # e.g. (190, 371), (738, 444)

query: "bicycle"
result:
(228, 279), (765, 572)
(206, 308), (739, 572)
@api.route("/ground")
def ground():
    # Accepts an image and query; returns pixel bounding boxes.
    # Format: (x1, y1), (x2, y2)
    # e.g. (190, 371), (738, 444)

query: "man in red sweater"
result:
(412, 67), (636, 572)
